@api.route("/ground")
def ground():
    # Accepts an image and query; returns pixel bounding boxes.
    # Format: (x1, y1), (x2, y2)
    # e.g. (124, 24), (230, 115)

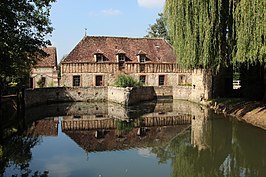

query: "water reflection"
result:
(1, 100), (266, 177)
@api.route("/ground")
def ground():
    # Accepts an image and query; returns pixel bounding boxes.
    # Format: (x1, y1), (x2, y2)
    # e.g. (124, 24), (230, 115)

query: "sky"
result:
(49, 0), (166, 62)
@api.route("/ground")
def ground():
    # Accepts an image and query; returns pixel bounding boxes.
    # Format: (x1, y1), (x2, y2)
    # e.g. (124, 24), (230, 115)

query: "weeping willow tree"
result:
(233, 0), (266, 65)
(164, 0), (266, 71)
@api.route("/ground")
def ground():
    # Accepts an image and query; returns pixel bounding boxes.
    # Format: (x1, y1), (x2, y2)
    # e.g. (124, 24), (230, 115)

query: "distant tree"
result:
(145, 13), (171, 43)
(0, 0), (56, 88)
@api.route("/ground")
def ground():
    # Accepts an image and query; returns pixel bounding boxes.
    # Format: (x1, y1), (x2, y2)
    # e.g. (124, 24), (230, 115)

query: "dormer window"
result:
(96, 54), (104, 62)
(118, 54), (125, 62)
(137, 50), (146, 63)
(94, 49), (104, 63)
(139, 55), (146, 63)
(116, 49), (126, 62)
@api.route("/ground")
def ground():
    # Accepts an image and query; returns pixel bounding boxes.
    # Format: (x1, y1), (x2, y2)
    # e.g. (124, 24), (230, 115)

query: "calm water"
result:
(1, 100), (266, 177)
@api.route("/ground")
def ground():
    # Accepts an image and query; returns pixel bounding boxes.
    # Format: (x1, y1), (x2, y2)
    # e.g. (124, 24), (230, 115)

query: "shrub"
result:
(114, 74), (143, 88)
(37, 79), (45, 88)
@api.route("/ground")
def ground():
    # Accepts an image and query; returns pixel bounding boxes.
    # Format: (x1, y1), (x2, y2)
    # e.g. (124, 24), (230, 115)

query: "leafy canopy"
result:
(0, 0), (56, 87)
(164, 0), (265, 70)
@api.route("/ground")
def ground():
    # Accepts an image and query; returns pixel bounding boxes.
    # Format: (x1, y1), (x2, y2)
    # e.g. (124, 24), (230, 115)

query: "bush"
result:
(114, 74), (143, 88)
(37, 79), (45, 88)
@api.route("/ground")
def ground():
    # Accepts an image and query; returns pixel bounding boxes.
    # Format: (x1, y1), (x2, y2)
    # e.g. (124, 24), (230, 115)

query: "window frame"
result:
(95, 75), (103, 86)
(178, 74), (187, 85)
(139, 55), (146, 63)
(139, 75), (146, 85)
(73, 75), (81, 87)
(159, 75), (165, 86)
(96, 54), (104, 63)
(118, 54), (125, 62)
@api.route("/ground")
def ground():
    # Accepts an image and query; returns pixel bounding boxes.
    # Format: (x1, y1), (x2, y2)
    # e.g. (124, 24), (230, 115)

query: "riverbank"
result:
(208, 98), (266, 130)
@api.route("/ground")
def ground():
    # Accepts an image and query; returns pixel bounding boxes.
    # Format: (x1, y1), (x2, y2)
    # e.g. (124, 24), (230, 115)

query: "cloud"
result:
(137, 0), (165, 8)
(101, 8), (122, 16)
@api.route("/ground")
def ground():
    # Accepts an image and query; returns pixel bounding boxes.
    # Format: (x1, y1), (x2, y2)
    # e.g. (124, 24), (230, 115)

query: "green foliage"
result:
(114, 74), (143, 88)
(232, 0), (266, 66)
(164, 0), (266, 71)
(1, 130), (40, 176)
(0, 0), (56, 88)
(116, 120), (134, 133)
(145, 13), (172, 43)
(37, 78), (45, 88)
(178, 83), (192, 86)
(233, 72), (240, 80)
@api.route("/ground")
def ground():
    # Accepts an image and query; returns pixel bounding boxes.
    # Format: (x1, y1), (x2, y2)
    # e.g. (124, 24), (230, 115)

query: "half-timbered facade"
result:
(60, 36), (191, 87)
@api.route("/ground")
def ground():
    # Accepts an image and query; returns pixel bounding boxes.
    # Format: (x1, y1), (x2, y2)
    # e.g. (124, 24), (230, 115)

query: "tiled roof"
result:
(64, 125), (189, 152)
(35, 47), (57, 67)
(62, 36), (176, 63)
(31, 119), (59, 136)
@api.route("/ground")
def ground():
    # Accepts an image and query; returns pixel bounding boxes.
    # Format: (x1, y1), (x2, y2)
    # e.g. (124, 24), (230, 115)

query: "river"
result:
(1, 100), (266, 177)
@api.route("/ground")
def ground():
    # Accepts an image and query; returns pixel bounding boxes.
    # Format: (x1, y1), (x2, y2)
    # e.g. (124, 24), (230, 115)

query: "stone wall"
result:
(25, 87), (108, 107)
(108, 86), (156, 106)
(25, 86), (156, 107)
(128, 87), (156, 105)
(173, 86), (192, 100)
(107, 87), (130, 105)
(61, 72), (191, 87)
(24, 69), (213, 107)
(60, 73), (117, 87)
(153, 86), (173, 98)
(189, 69), (212, 103)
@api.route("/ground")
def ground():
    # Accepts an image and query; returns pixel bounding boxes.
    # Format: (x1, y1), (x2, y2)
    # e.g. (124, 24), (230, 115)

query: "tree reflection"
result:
(152, 115), (266, 177)
(0, 126), (47, 177)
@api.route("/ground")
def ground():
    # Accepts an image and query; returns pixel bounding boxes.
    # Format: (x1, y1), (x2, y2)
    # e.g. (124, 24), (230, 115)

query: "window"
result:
(118, 54), (125, 62)
(139, 75), (146, 84)
(178, 75), (186, 85)
(73, 115), (81, 119)
(139, 55), (146, 63)
(73, 75), (80, 86)
(159, 75), (165, 86)
(41, 77), (46, 87)
(96, 54), (104, 62)
(96, 75), (103, 86)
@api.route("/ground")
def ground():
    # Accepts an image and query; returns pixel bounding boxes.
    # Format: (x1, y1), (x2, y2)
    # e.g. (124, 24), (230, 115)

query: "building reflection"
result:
(61, 100), (193, 152)
(29, 117), (59, 136)
(2, 100), (266, 177)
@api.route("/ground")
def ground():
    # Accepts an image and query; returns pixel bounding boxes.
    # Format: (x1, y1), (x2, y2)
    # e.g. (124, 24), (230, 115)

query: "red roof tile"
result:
(35, 47), (57, 67)
(62, 36), (176, 63)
